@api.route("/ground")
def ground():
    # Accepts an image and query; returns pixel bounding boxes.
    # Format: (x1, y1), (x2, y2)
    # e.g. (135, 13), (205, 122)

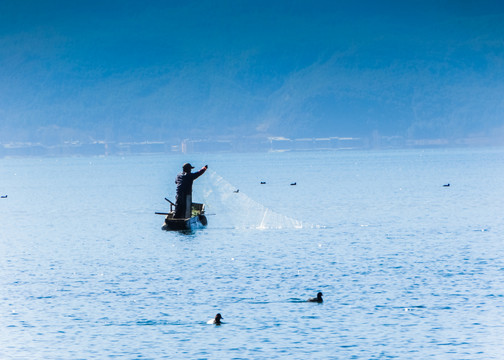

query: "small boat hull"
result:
(160, 202), (207, 231)
(162, 214), (207, 231)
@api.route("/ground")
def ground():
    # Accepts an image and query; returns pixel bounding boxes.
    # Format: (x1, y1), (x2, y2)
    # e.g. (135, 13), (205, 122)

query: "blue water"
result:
(1, 148), (503, 359)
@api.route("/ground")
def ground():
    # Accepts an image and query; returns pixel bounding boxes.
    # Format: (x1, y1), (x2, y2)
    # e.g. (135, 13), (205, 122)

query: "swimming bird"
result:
(0, 195), (7, 198)
(233, 189), (239, 193)
(307, 292), (323, 303)
(260, 181), (266, 184)
(207, 313), (223, 325)
(443, 183), (450, 187)
(290, 182), (296, 186)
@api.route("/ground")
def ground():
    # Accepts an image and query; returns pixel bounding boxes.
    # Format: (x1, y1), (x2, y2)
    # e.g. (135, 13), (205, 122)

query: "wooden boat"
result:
(156, 199), (208, 231)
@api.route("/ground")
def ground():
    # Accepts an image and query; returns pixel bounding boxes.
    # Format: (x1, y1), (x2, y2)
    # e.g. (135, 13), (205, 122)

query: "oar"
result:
(164, 197), (175, 206)
(156, 212), (215, 216)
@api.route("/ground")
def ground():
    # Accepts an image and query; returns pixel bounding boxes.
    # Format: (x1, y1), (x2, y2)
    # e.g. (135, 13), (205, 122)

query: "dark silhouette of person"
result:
(174, 163), (207, 218)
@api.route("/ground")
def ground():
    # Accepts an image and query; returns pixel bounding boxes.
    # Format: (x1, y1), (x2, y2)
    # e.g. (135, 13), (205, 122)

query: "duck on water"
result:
(307, 292), (323, 303)
(207, 313), (223, 325)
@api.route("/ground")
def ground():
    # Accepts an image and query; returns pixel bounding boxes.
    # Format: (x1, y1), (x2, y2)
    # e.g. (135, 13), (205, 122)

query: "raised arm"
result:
(192, 165), (208, 180)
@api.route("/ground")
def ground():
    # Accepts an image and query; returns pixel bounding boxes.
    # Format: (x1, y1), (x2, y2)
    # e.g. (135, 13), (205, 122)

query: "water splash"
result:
(199, 171), (307, 230)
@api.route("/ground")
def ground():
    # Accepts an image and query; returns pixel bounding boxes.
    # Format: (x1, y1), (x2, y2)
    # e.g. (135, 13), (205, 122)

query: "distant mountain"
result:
(1, 1), (503, 144)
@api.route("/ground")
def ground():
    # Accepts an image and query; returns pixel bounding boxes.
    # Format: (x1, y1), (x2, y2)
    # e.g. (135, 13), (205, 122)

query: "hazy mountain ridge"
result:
(1, 1), (503, 145)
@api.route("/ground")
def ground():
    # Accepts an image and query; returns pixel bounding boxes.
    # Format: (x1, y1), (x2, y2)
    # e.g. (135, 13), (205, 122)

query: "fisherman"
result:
(174, 163), (208, 218)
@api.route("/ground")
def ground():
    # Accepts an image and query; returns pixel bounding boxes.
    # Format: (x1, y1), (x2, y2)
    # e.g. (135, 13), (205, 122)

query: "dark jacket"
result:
(175, 168), (206, 198)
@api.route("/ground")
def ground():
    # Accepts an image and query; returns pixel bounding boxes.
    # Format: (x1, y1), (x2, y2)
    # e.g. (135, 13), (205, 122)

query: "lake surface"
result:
(1, 148), (504, 359)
